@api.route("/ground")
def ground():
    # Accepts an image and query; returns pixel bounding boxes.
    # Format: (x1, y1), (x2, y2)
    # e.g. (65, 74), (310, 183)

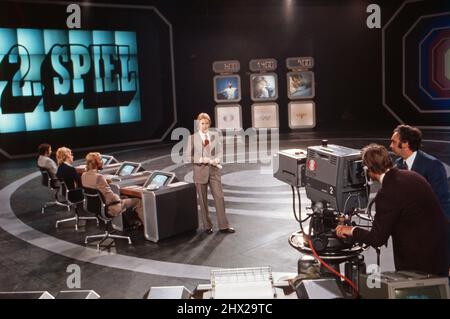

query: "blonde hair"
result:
(197, 113), (211, 123)
(85, 152), (101, 170)
(56, 147), (72, 165)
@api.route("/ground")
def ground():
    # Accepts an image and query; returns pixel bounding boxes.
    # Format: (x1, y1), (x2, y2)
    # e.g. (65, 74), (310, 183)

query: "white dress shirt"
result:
(404, 151), (417, 171)
(199, 131), (210, 144)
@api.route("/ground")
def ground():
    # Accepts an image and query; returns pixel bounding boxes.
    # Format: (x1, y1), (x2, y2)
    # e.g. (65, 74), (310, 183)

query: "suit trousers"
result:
(195, 172), (229, 230)
(108, 198), (144, 224)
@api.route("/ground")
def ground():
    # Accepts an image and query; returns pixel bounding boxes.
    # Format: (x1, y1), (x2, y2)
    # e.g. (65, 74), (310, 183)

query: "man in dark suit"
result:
(56, 147), (82, 190)
(336, 144), (449, 276)
(390, 125), (450, 219)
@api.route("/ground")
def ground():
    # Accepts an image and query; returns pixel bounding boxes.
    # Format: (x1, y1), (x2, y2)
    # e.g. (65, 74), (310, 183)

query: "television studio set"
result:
(0, 0), (449, 305)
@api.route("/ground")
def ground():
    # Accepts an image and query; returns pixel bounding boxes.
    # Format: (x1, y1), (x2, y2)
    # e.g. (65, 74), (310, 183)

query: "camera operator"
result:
(336, 144), (449, 277)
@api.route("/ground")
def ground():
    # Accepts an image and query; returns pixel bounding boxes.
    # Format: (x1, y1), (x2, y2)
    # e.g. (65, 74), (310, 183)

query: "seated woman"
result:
(81, 152), (144, 224)
(56, 147), (82, 190)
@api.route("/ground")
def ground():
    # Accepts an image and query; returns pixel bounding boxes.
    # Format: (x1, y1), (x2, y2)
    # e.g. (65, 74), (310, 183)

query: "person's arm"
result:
(427, 160), (450, 207)
(72, 166), (82, 188)
(56, 166), (62, 180)
(48, 158), (58, 177)
(209, 130), (223, 166)
(186, 135), (205, 164)
(352, 192), (400, 247)
(96, 174), (120, 204)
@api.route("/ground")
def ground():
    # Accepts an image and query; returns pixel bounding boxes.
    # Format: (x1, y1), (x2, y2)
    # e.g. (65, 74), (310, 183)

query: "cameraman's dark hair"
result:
(394, 125), (422, 151)
(362, 144), (393, 174)
(38, 143), (51, 156)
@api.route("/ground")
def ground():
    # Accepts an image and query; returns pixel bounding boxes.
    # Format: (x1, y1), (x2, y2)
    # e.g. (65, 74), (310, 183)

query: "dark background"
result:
(156, 0), (402, 132)
(0, 0), (406, 158)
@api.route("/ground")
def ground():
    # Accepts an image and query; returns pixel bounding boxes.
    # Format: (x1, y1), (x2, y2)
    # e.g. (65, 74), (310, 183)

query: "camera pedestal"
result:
(289, 230), (366, 298)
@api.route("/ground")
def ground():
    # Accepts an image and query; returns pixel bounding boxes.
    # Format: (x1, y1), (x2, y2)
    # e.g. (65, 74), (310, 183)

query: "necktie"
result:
(204, 135), (209, 146)
(399, 160), (408, 170)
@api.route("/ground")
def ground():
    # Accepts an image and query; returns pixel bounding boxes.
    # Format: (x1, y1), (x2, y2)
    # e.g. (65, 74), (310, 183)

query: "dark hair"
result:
(394, 125), (422, 151)
(38, 143), (51, 156)
(362, 144), (393, 174)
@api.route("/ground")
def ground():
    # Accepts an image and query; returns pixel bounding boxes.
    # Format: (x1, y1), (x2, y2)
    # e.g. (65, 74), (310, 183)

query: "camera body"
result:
(305, 144), (368, 213)
(303, 143), (369, 253)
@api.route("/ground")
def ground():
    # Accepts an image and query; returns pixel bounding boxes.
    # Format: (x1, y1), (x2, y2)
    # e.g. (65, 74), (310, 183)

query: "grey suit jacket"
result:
(81, 170), (121, 206)
(38, 155), (58, 177)
(186, 131), (223, 184)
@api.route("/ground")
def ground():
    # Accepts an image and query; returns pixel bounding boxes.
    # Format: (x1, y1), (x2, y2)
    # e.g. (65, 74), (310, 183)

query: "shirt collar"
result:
(64, 161), (73, 167)
(379, 168), (390, 185)
(405, 151), (417, 170)
(200, 131), (209, 140)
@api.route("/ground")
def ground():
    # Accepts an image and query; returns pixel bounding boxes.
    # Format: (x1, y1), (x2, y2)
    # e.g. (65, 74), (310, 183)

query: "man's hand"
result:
(335, 225), (354, 238)
(209, 158), (220, 166)
(201, 157), (210, 164)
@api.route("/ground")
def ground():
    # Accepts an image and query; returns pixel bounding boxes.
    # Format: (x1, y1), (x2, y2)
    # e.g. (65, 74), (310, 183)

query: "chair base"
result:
(85, 231), (132, 251)
(42, 201), (71, 214)
(56, 215), (99, 231)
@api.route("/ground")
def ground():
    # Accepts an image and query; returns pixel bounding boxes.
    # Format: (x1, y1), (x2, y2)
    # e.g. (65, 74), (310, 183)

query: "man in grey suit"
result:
(37, 143), (58, 178)
(187, 113), (235, 234)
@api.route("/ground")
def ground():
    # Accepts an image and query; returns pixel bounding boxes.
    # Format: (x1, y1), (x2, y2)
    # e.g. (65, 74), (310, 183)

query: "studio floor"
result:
(1, 129), (449, 298)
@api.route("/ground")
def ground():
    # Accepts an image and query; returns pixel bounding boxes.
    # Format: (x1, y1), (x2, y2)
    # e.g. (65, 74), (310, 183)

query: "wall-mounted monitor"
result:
(0, 1), (177, 158)
(115, 161), (141, 176)
(213, 75), (241, 103)
(287, 71), (315, 99)
(250, 73), (278, 102)
(144, 170), (176, 189)
(215, 104), (243, 130)
(288, 101), (316, 129)
(251, 103), (279, 128)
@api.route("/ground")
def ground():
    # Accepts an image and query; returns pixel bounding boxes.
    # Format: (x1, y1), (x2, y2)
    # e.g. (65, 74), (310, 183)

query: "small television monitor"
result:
(288, 101), (316, 129)
(100, 155), (116, 166)
(394, 285), (448, 299)
(213, 75), (241, 103)
(287, 71), (315, 100)
(250, 73), (278, 102)
(251, 103), (279, 128)
(144, 170), (176, 189)
(359, 271), (450, 299)
(115, 162), (141, 177)
(215, 104), (243, 130)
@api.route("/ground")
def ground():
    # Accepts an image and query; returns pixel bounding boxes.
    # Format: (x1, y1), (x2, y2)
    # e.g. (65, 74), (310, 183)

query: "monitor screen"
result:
(395, 285), (445, 299)
(149, 174), (169, 187)
(144, 170), (175, 188)
(213, 75), (241, 103)
(101, 155), (112, 166)
(287, 71), (315, 99)
(250, 73), (278, 102)
(117, 164), (136, 176)
(0, 27), (140, 134)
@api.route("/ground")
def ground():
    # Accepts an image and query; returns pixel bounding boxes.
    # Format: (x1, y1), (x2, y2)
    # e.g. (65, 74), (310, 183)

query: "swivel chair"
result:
(83, 187), (132, 251)
(38, 167), (70, 214)
(55, 182), (99, 231)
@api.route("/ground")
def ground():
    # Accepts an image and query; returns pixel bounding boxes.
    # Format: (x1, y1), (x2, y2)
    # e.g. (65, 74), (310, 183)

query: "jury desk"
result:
(117, 182), (198, 242)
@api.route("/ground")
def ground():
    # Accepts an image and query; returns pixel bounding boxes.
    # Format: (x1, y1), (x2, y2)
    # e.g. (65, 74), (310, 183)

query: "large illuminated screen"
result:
(0, 28), (141, 133)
